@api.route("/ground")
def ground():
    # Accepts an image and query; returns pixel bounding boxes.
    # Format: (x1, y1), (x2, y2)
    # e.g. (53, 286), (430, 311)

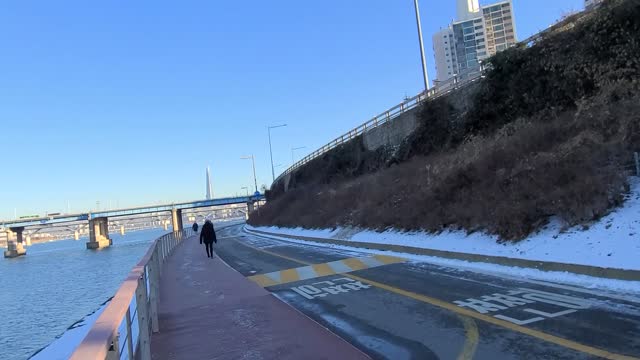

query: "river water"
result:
(0, 228), (167, 360)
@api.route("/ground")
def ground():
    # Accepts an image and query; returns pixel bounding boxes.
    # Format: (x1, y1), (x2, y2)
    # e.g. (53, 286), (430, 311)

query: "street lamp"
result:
(291, 146), (306, 165)
(240, 155), (258, 194)
(268, 124), (287, 183)
(241, 186), (249, 197)
(413, 0), (430, 91)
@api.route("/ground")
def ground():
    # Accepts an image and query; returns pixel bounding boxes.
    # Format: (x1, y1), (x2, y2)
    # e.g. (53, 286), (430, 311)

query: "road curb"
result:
(245, 228), (640, 282)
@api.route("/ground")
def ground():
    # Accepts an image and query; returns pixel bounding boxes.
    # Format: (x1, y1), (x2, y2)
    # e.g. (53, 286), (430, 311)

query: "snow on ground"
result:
(245, 227), (640, 296)
(248, 178), (640, 271)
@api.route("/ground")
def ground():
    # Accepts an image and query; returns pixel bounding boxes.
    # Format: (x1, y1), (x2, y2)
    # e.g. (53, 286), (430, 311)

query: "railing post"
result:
(635, 152), (640, 177)
(135, 274), (151, 360)
(105, 332), (120, 360)
(125, 308), (134, 359)
(148, 249), (160, 333)
(163, 236), (168, 259)
(156, 241), (162, 273)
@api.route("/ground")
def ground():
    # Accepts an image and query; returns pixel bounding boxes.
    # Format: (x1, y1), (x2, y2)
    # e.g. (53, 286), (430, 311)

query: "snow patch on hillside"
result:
(250, 178), (640, 271)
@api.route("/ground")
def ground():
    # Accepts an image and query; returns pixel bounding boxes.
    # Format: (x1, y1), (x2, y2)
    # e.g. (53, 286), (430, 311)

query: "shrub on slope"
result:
(253, 0), (640, 240)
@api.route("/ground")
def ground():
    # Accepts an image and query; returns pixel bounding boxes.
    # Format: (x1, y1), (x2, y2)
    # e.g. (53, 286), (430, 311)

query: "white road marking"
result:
(454, 288), (590, 325)
(265, 272), (282, 283)
(327, 260), (356, 273)
(290, 278), (372, 300)
(296, 265), (320, 281)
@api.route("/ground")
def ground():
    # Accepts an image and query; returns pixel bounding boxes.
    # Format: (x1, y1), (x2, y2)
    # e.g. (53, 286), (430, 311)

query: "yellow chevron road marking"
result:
(342, 257), (369, 271)
(280, 268), (301, 283)
(243, 245), (405, 288)
(312, 263), (335, 277)
(249, 274), (278, 287)
(374, 254), (406, 264)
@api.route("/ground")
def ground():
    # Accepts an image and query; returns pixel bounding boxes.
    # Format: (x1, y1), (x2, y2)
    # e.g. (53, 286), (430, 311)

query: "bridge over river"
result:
(1, 194), (264, 258)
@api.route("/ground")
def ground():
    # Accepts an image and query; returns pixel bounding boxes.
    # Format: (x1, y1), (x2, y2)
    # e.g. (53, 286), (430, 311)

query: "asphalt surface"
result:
(213, 225), (640, 360)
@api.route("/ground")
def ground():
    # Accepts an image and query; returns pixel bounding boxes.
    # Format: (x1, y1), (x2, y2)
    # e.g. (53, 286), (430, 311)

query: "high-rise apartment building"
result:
(432, 27), (456, 84)
(482, 2), (517, 55)
(433, 0), (517, 86)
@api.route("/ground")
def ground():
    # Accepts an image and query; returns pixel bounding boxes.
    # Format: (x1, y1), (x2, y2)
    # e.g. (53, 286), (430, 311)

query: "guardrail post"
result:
(105, 332), (120, 360)
(148, 250), (160, 333)
(125, 309), (134, 359)
(386, 111), (390, 121)
(135, 274), (152, 360)
(635, 152), (640, 177)
(162, 236), (168, 259)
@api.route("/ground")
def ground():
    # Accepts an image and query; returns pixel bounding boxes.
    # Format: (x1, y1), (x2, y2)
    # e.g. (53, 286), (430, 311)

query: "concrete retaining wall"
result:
(362, 107), (420, 151)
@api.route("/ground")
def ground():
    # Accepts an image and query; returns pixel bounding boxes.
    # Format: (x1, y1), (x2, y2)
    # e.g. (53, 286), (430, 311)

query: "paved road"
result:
(214, 225), (640, 360)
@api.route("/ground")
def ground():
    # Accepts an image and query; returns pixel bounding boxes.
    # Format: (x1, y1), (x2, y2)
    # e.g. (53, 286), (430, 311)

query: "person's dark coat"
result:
(200, 222), (217, 244)
(192, 222), (199, 232)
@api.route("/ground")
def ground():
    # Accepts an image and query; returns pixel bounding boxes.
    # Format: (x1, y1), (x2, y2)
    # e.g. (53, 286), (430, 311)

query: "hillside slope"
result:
(252, 0), (640, 241)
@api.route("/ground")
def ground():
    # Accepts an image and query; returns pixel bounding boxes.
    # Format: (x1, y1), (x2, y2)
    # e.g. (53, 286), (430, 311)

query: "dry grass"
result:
(254, 0), (640, 241)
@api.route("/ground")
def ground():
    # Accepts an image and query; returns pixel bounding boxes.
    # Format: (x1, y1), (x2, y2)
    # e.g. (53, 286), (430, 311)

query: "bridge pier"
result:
(87, 217), (112, 249)
(4, 227), (27, 258)
(171, 209), (183, 232)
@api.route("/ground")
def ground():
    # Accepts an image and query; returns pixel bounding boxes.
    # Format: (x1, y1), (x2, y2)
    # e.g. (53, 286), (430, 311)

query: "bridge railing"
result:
(69, 229), (195, 360)
(273, 71), (484, 186)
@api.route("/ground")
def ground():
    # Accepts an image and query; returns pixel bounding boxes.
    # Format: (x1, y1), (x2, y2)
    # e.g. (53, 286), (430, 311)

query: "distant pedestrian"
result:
(192, 222), (199, 232)
(199, 220), (217, 258)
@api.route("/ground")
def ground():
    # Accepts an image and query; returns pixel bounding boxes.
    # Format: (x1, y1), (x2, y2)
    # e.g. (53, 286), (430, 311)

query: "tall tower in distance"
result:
(457, 0), (480, 20)
(206, 166), (213, 200)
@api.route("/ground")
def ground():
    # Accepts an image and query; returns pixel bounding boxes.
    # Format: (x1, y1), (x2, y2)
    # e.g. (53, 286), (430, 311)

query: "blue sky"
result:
(0, 0), (583, 219)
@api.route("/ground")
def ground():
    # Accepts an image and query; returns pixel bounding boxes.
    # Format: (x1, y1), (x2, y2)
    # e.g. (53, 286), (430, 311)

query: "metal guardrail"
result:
(273, 72), (484, 186)
(69, 229), (195, 360)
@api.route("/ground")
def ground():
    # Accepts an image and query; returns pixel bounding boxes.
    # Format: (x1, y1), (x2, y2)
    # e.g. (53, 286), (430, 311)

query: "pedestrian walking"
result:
(199, 220), (217, 258)
(192, 222), (199, 232)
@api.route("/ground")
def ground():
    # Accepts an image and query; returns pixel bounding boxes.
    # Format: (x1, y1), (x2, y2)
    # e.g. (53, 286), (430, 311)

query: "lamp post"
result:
(291, 146), (306, 165)
(268, 124), (287, 183)
(413, 0), (430, 91)
(241, 187), (249, 197)
(240, 155), (258, 194)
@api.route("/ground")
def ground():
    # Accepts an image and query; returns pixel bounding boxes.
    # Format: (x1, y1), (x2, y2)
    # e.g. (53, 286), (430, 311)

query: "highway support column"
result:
(171, 209), (183, 232)
(4, 227), (27, 258)
(86, 217), (112, 249)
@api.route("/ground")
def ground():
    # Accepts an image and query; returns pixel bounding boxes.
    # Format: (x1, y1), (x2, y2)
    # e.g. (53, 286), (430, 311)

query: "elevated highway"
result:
(1, 194), (264, 258)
